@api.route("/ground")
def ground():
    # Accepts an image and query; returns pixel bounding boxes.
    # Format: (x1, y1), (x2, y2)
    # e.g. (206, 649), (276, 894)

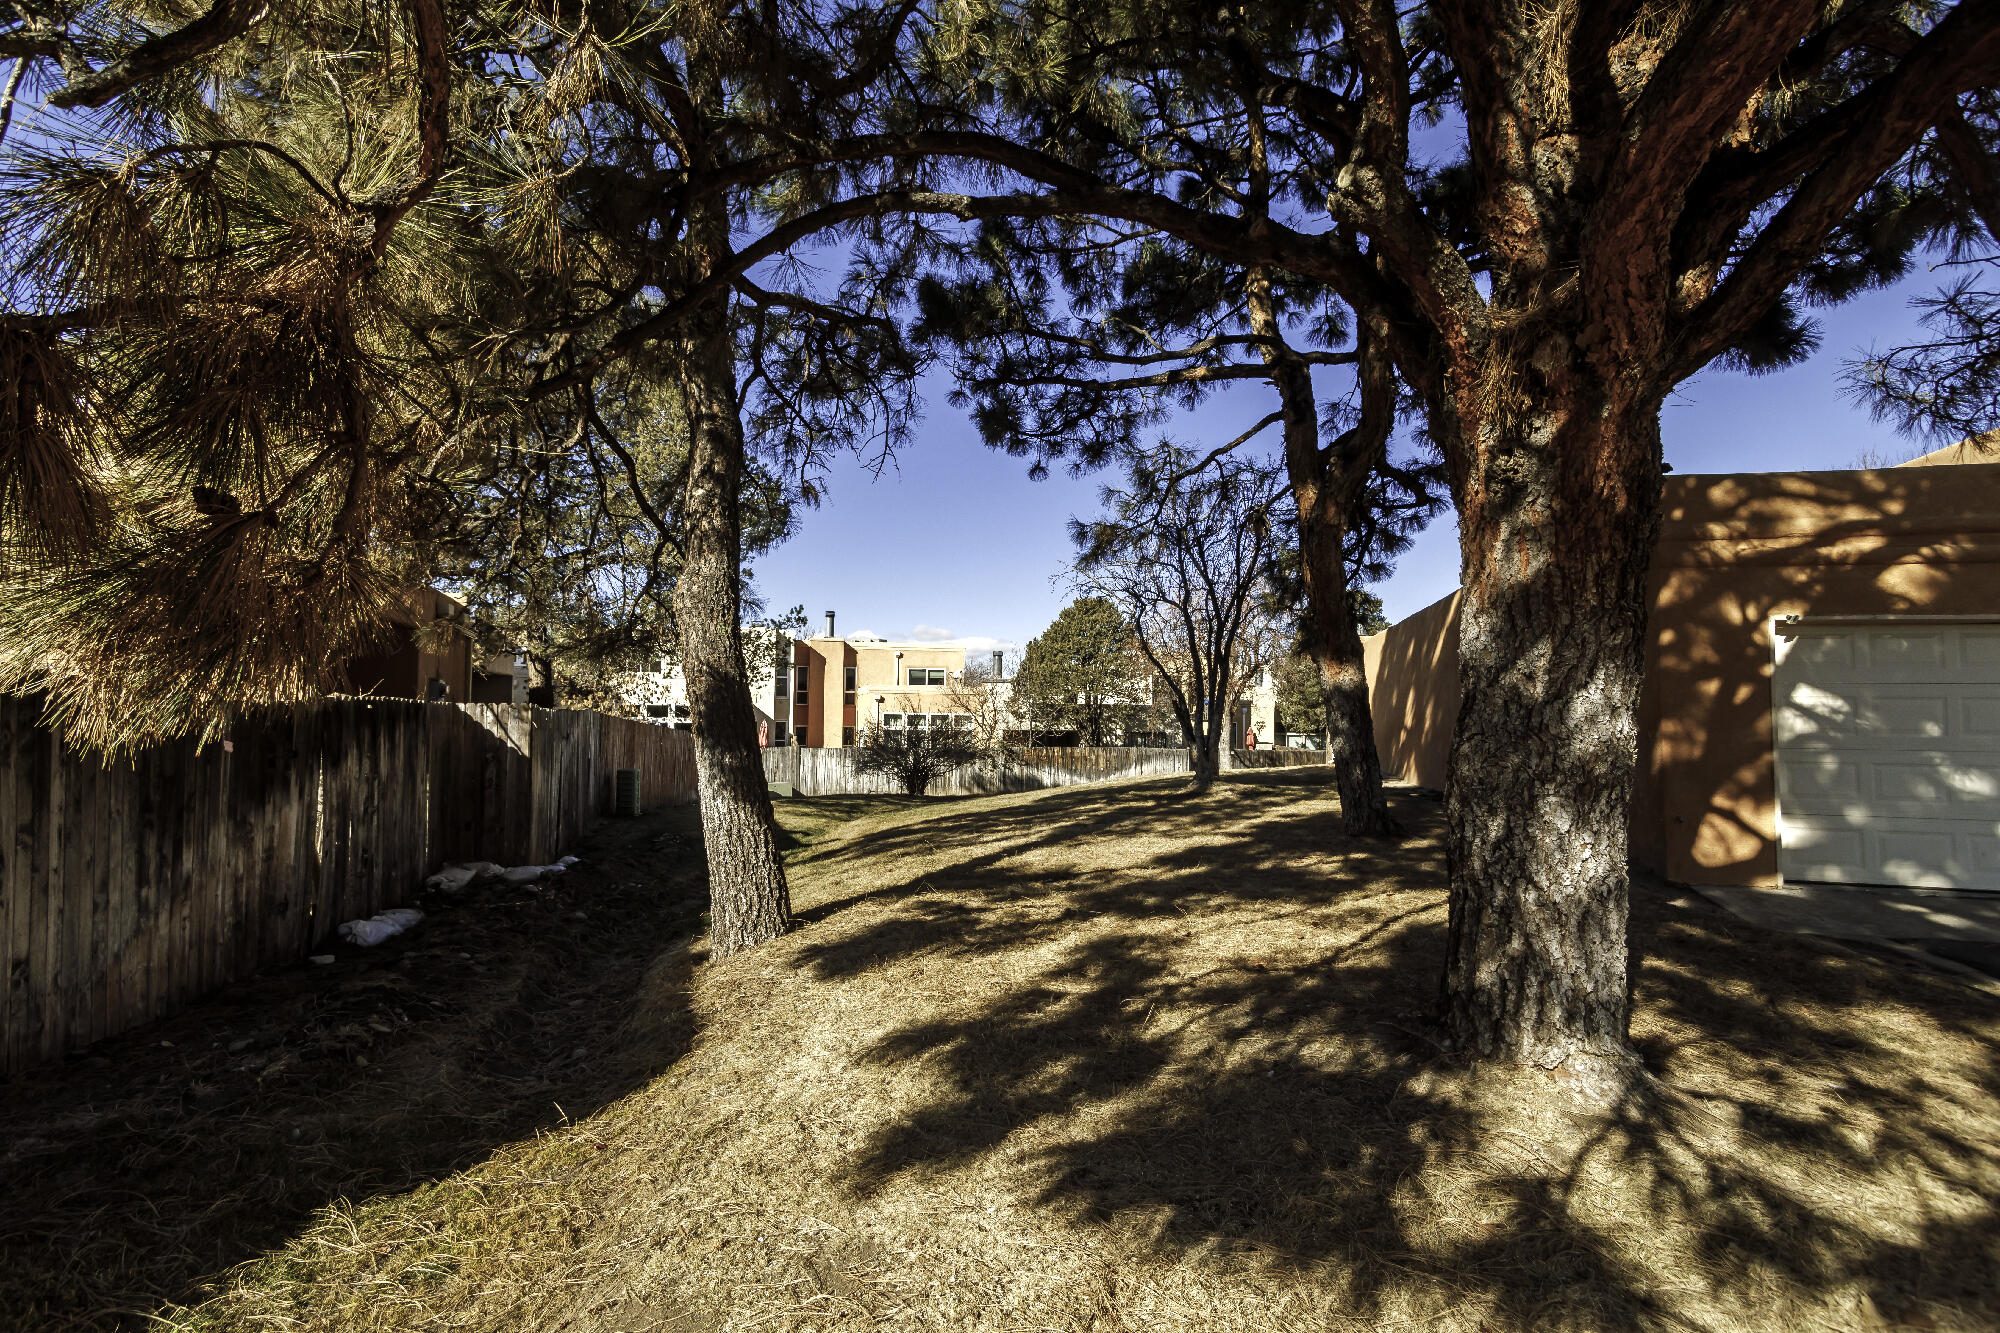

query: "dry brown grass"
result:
(12, 771), (2000, 1332)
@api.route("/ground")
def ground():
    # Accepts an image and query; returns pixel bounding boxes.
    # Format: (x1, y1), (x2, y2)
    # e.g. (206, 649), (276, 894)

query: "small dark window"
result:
(646, 704), (671, 718)
(909, 667), (946, 686)
(795, 665), (809, 695)
(774, 670), (788, 699)
(841, 725), (855, 746)
(843, 665), (856, 695)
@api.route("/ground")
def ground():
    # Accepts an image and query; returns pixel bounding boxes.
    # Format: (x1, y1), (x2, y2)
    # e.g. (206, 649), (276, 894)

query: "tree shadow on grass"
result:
(0, 807), (711, 1332)
(790, 771), (2000, 1331)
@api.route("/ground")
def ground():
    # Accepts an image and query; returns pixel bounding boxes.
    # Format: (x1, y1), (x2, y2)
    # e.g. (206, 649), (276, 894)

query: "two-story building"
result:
(612, 612), (973, 747)
(782, 612), (970, 747)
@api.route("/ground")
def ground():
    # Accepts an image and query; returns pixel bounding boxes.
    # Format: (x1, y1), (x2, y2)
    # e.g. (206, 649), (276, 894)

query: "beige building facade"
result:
(1362, 443), (2000, 891)
(786, 612), (970, 747)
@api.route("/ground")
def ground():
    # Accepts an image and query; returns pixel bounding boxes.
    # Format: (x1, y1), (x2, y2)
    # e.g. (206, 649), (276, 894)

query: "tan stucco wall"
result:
(1897, 430), (1998, 468)
(1361, 589), (1461, 791)
(791, 640), (967, 746)
(1363, 460), (2000, 887)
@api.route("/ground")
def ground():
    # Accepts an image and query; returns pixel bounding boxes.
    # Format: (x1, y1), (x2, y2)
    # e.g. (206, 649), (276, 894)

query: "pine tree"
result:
(889, 0), (2000, 1089)
(1010, 596), (1152, 745)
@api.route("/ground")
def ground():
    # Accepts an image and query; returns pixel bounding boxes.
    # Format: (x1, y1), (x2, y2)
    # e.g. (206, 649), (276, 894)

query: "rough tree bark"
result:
(1435, 333), (1665, 1084)
(672, 210), (792, 958)
(1246, 266), (1399, 836)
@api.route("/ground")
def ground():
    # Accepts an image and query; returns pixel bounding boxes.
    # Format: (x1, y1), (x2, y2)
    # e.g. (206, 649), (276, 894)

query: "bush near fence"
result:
(0, 696), (695, 1077)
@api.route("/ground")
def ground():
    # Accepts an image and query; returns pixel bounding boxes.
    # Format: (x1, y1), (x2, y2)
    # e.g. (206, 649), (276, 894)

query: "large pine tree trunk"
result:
(1247, 268), (1398, 836)
(672, 275), (792, 959)
(1279, 422), (1397, 837)
(1319, 602), (1394, 832)
(1437, 349), (1664, 1087)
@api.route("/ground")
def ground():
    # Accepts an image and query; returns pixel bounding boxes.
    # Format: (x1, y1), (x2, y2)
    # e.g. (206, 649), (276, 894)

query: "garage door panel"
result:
(1864, 631), (1948, 672)
(1776, 622), (2000, 891)
(1776, 752), (1862, 801)
(1777, 690), (1948, 741)
(1963, 632), (2000, 670)
(1871, 760), (2000, 805)
(1785, 634), (1857, 675)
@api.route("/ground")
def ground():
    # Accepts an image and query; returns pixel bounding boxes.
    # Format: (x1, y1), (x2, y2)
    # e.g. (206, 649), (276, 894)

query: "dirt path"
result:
(0, 805), (710, 1331)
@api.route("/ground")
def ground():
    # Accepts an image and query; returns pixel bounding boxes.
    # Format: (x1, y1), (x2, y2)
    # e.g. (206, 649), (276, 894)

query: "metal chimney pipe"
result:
(824, 609), (835, 638)
(992, 650), (1004, 679)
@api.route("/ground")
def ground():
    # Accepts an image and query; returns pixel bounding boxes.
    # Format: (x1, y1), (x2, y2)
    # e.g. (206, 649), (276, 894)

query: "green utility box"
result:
(614, 768), (642, 816)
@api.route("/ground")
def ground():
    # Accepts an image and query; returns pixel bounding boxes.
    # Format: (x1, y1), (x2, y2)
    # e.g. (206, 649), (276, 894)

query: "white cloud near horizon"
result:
(930, 635), (1017, 655)
(906, 625), (1016, 654)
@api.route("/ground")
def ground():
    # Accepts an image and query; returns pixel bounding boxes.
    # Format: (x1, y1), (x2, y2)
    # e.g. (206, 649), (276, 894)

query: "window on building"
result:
(908, 667), (945, 686)
(794, 664), (809, 695)
(772, 719), (788, 744)
(841, 725), (854, 746)
(674, 703), (689, 718)
(882, 713), (903, 729)
(645, 704), (671, 719)
(774, 668), (788, 699)
(843, 665), (856, 700)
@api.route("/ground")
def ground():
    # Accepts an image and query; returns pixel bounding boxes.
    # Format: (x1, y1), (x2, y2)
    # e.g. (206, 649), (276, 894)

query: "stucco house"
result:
(1362, 438), (2000, 893)
(343, 588), (512, 703)
(616, 612), (974, 748)
(789, 612), (970, 747)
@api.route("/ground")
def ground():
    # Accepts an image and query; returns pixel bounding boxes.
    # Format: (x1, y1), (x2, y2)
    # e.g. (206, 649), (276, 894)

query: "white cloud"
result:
(932, 635), (1017, 655)
(909, 624), (955, 642)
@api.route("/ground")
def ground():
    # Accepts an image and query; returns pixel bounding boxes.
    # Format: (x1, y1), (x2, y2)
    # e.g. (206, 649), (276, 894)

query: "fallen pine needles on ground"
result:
(0, 805), (711, 1332)
(10, 772), (2000, 1332)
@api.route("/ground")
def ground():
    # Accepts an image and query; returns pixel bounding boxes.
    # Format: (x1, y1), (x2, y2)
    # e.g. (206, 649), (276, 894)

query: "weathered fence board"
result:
(761, 745), (1195, 796)
(0, 697), (696, 1076)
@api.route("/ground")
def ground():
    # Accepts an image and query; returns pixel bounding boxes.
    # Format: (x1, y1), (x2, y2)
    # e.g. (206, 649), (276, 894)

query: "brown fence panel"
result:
(1, 695), (704, 1077)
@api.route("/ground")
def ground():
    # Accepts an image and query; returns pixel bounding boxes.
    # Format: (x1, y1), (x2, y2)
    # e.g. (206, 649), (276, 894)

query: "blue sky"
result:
(754, 268), (1954, 659)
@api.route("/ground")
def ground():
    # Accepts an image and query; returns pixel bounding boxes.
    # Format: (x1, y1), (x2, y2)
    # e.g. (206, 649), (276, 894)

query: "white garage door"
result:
(1774, 622), (2000, 891)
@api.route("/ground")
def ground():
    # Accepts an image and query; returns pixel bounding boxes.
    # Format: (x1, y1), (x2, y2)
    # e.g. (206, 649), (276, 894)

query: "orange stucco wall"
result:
(1362, 459), (2000, 887)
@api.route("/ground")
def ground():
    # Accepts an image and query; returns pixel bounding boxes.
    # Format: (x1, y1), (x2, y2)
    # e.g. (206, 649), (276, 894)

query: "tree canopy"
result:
(1009, 595), (1152, 746)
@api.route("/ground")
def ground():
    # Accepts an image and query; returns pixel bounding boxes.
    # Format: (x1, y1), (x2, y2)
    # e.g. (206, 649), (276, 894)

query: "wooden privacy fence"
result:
(0, 696), (695, 1076)
(762, 745), (1192, 796)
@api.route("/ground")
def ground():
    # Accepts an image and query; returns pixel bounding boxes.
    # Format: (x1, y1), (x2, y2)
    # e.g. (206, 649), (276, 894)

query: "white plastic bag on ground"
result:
(336, 907), (426, 948)
(424, 861), (503, 895)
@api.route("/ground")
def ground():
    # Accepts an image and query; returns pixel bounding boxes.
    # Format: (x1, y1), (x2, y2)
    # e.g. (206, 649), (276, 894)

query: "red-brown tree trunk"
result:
(672, 230), (792, 959)
(1437, 343), (1664, 1087)
(1246, 268), (1399, 836)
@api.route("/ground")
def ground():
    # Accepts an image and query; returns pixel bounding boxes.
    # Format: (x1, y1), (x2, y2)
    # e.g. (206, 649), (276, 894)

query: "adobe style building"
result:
(343, 588), (515, 703)
(1361, 439), (2000, 893)
(784, 611), (970, 747)
(616, 612), (972, 747)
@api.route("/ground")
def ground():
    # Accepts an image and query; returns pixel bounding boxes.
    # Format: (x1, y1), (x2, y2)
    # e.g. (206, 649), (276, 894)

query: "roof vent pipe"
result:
(992, 650), (1004, 679)
(824, 610), (836, 638)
